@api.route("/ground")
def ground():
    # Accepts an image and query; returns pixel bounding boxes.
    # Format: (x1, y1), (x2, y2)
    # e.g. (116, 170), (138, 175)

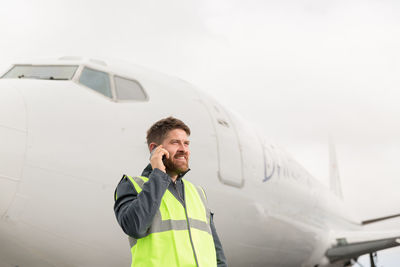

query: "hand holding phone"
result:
(149, 145), (169, 172)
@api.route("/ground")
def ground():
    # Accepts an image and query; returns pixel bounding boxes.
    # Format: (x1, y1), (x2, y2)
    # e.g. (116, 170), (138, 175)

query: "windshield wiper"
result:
(17, 74), (68, 80)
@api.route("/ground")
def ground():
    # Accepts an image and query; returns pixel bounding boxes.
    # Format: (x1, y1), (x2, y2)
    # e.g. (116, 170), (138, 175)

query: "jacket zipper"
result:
(173, 180), (184, 203)
(173, 181), (200, 267)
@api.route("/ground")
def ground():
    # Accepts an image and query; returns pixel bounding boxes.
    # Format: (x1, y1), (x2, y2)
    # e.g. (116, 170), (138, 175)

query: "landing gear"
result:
(369, 252), (377, 267)
(349, 252), (378, 267)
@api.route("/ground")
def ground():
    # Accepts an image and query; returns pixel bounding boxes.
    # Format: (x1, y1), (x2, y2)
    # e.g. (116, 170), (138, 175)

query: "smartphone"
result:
(150, 145), (166, 163)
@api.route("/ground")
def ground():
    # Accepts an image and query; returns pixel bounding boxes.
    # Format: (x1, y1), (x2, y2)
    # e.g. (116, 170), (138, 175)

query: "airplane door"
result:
(203, 98), (243, 187)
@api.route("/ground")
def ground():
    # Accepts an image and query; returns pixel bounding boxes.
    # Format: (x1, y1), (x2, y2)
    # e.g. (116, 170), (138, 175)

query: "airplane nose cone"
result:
(0, 81), (27, 216)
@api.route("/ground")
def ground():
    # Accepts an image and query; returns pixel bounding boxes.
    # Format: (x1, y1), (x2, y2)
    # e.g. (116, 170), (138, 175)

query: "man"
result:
(114, 116), (227, 267)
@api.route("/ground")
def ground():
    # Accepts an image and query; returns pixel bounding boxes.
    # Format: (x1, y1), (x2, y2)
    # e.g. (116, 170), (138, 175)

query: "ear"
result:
(149, 142), (158, 152)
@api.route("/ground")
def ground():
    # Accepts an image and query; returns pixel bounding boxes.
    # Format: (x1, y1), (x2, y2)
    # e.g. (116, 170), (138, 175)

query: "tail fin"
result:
(329, 137), (343, 199)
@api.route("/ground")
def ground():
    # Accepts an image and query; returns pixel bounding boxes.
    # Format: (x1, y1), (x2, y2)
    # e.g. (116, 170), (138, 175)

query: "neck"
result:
(166, 170), (178, 182)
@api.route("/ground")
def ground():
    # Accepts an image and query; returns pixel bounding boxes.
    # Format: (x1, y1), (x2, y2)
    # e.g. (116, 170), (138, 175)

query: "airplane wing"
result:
(326, 230), (400, 263)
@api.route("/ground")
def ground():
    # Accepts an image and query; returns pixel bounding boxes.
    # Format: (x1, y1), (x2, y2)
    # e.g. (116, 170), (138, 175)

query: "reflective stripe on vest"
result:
(126, 175), (217, 267)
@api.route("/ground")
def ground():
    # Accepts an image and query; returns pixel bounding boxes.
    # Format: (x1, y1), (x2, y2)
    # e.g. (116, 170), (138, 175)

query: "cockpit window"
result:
(114, 76), (147, 101)
(79, 67), (112, 98)
(2, 63), (148, 102)
(2, 65), (78, 80)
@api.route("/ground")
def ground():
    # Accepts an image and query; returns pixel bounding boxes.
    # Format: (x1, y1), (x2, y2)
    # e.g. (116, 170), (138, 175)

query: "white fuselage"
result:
(0, 61), (360, 267)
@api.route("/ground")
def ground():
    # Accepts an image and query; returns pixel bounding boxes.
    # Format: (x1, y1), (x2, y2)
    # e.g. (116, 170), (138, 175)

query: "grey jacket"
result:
(114, 164), (227, 267)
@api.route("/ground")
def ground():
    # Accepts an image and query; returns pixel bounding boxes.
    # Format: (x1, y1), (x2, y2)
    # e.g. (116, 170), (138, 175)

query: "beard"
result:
(164, 156), (189, 175)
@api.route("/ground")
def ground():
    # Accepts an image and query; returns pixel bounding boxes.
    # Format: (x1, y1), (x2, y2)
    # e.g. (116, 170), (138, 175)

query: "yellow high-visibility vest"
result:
(125, 175), (217, 267)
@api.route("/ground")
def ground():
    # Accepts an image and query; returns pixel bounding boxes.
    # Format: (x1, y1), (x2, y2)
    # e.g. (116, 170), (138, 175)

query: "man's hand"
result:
(150, 145), (169, 172)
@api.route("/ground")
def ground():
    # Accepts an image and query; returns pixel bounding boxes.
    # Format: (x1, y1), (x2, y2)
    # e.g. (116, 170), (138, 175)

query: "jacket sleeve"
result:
(113, 168), (171, 238)
(210, 212), (228, 267)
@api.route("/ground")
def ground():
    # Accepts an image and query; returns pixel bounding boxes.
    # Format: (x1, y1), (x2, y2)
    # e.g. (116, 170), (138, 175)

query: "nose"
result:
(178, 142), (189, 153)
(0, 81), (27, 216)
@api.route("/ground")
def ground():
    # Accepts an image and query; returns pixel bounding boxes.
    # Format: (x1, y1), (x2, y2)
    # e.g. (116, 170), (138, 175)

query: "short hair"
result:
(146, 116), (191, 146)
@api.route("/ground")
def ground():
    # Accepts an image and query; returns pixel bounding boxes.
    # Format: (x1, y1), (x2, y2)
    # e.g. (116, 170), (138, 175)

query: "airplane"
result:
(0, 56), (399, 267)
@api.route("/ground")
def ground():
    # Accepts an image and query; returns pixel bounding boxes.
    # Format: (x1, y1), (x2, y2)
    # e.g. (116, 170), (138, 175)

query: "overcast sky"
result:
(1, 0), (399, 265)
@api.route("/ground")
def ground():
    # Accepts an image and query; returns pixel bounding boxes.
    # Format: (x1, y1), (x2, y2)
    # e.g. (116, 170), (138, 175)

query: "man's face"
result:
(160, 128), (190, 175)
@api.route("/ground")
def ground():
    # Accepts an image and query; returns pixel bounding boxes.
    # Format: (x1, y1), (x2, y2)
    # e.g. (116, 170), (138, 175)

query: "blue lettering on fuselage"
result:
(263, 163), (275, 182)
(262, 144), (307, 183)
(262, 145), (277, 182)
